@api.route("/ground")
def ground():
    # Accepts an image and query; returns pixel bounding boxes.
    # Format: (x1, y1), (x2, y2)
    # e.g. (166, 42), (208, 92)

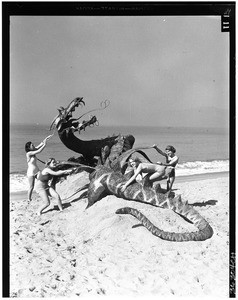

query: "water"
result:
(10, 124), (229, 193)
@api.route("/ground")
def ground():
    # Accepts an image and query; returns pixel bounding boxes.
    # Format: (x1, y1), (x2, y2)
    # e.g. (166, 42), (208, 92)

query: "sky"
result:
(10, 15), (229, 128)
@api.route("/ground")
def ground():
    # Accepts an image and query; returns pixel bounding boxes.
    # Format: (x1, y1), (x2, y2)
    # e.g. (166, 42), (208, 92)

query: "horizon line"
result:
(9, 122), (229, 130)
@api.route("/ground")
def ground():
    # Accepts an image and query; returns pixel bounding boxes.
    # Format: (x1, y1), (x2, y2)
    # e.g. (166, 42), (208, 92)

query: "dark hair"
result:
(45, 157), (56, 167)
(129, 156), (141, 165)
(165, 145), (176, 153)
(25, 141), (32, 152)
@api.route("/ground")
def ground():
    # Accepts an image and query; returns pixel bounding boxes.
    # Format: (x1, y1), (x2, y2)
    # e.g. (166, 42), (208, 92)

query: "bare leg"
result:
(168, 176), (175, 190)
(49, 187), (63, 212)
(27, 176), (35, 202)
(37, 190), (50, 215)
(167, 178), (170, 191)
(148, 170), (166, 182)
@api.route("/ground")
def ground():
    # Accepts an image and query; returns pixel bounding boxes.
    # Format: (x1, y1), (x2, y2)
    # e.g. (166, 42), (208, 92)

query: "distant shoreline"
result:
(10, 123), (229, 131)
(10, 171), (229, 199)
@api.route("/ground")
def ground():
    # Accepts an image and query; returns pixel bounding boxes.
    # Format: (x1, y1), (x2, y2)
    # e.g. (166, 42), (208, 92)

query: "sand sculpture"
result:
(50, 98), (213, 242)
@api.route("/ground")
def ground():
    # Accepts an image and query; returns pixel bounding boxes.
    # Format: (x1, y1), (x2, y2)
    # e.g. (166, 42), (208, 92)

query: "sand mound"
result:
(10, 172), (229, 297)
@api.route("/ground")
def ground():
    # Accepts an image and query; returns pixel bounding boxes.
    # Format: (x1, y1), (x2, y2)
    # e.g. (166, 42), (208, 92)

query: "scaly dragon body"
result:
(87, 164), (213, 242)
(51, 98), (213, 242)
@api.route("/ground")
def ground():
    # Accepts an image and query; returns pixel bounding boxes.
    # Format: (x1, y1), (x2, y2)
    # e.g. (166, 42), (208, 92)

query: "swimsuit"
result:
(169, 168), (175, 177)
(166, 156), (178, 178)
(27, 155), (40, 177)
(35, 171), (52, 194)
(165, 167), (175, 178)
(35, 180), (50, 193)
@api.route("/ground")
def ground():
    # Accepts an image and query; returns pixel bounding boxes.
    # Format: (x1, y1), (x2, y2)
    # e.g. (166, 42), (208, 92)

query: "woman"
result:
(121, 145), (179, 192)
(35, 158), (74, 215)
(125, 157), (143, 182)
(153, 144), (179, 190)
(25, 134), (53, 202)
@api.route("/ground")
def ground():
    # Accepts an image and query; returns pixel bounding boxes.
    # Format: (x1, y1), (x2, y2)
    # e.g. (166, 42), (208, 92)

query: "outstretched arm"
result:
(36, 134), (53, 148)
(44, 168), (74, 176)
(27, 142), (46, 157)
(27, 134), (53, 157)
(153, 145), (167, 157)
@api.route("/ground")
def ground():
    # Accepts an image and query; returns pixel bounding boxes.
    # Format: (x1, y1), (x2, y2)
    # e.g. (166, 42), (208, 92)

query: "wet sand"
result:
(10, 171), (229, 297)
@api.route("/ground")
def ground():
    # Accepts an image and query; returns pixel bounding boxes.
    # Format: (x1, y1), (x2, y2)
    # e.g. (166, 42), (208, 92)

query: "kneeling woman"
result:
(121, 161), (172, 192)
(122, 145), (179, 192)
(35, 158), (73, 215)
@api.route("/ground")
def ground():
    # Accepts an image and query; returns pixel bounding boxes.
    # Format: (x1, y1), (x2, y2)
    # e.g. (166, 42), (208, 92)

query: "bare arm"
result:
(27, 134), (53, 157)
(27, 142), (46, 157)
(35, 134), (53, 148)
(35, 142), (44, 148)
(153, 145), (167, 157)
(159, 156), (179, 167)
(43, 168), (73, 176)
(121, 164), (142, 191)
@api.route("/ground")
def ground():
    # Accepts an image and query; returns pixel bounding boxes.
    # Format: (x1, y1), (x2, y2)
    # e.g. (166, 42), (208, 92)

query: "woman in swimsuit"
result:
(35, 158), (74, 216)
(121, 145), (179, 192)
(125, 157), (143, 182)
(153, 144), (179, 190)
(25, 134), (53, 202)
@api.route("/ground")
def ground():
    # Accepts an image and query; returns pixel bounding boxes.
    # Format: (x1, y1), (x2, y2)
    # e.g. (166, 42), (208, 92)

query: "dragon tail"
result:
(116, 205), (213, 242)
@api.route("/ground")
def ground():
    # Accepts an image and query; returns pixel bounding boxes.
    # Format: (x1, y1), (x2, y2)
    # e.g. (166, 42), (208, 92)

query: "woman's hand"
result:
(43, 134), (54, 143)
(69, 167), (77, 174)
(121, 184), (127, 193)
(70, 168), (77, 174)
(64, 169), (72, 174)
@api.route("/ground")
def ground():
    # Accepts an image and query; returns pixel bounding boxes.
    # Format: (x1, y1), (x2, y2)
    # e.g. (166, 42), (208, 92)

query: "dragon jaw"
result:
(49, 97), (97, 133)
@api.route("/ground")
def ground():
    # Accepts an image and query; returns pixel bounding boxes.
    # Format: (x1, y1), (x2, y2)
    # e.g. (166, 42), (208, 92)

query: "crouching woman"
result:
(35, 158), (73, 215)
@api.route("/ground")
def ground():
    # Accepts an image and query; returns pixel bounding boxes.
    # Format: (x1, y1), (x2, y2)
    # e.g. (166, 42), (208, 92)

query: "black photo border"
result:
(2, 2), (235, 297)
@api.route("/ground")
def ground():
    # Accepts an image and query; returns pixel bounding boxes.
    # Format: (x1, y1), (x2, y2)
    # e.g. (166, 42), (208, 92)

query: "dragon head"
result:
(49, 97), (98, 134)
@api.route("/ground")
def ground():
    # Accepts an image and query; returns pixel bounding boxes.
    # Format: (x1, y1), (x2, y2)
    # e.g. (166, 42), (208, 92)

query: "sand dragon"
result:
(51, 98), (213, 242)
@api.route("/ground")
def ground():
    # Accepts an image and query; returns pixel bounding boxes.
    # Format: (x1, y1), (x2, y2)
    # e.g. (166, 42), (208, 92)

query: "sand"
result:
(10, 171), (229, 298)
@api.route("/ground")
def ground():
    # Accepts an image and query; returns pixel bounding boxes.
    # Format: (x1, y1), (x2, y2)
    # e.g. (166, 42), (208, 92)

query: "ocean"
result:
(10, 124), (229, 193)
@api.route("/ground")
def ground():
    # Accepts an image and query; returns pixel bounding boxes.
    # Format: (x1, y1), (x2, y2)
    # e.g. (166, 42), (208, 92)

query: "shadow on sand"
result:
(191, 199), (218, 207)
(70, 191), (88, 203)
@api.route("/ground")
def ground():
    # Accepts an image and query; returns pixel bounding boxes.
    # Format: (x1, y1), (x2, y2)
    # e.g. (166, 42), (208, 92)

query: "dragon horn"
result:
(119, 147), (154, 169)
(49, 114), (60, 130)
(65, 97), (85, 112)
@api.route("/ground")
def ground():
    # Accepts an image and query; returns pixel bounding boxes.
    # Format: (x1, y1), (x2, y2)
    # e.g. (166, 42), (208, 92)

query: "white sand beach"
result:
(10, 171), (229, 297)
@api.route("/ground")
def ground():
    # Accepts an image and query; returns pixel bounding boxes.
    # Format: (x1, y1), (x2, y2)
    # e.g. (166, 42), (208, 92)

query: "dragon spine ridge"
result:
(87, 165), (213, 242)
(52, 97), (214, 242)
